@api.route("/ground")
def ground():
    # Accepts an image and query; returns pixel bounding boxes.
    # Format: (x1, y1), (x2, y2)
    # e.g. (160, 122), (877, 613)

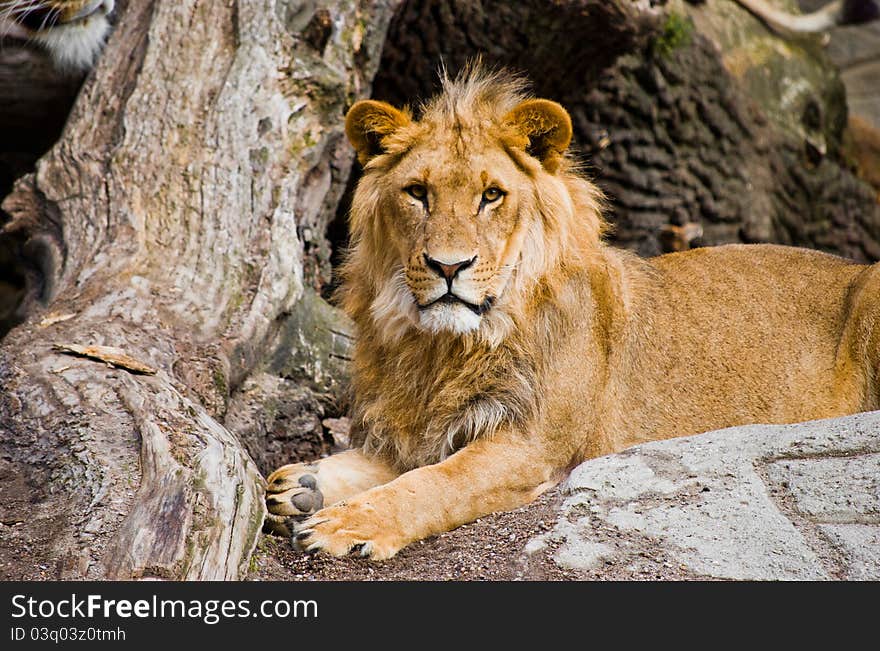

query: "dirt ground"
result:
(247, 491), (567, 581)
(246, 489), (702, 582)
(0, 458), (65, 581)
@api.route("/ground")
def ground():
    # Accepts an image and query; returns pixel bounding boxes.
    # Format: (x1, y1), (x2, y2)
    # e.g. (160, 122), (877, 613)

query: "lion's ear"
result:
(503, 99), (572, 172)
(345, 100), (411, 165)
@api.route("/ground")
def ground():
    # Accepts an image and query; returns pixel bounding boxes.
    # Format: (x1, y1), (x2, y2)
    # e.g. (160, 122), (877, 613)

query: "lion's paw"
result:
(264, 463), (325, 536)
(293, 500), (404, 561)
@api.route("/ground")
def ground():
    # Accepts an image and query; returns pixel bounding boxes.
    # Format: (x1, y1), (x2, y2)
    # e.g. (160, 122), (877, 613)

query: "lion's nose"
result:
(423, 254), (477, 282)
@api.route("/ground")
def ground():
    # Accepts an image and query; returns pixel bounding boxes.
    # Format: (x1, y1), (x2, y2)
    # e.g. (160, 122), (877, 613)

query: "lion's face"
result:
(345, 82), (583, 343)
(0, 0), (115, 70)
(377, 131), (534, 335)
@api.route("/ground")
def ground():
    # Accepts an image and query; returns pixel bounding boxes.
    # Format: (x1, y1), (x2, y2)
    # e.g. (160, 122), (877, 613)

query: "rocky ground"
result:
(248, 411), (880, 582)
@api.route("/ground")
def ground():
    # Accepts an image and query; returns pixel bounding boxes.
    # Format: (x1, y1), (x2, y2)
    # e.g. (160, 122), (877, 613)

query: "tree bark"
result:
(0, 0), (397, 580)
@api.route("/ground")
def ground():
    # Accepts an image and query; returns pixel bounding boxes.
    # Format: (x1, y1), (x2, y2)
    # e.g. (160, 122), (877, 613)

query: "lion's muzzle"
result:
(413, 252), (496, 332)
(419, 292), (495, 316)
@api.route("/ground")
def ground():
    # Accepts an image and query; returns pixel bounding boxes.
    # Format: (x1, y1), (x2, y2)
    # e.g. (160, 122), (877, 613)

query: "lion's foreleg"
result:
(265, 449), (399, 535)
(293, 436), (562, 560)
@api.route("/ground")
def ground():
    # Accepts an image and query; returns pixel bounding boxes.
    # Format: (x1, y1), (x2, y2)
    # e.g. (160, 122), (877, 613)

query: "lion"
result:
(0, 0), (115, 70)
(265, 65), (880, 560)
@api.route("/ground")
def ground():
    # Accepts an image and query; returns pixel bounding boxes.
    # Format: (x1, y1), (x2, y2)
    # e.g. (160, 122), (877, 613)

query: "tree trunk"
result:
(0, 0), (397, 580)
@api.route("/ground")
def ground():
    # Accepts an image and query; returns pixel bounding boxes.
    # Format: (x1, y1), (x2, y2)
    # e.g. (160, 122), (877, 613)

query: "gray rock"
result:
(527, 411), (880, 580)
(818, 524), (880, 580)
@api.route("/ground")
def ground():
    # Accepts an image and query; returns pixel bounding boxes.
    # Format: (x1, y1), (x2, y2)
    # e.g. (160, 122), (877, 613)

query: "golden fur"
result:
(265, 65), (880, 559)
(0, 1), (114, 70)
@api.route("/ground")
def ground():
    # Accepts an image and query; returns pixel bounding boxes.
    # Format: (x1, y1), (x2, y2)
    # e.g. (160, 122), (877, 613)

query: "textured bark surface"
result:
(367, 0), (880, 259)
(576, 31), (880, 259)
(0, 0), (396, 580)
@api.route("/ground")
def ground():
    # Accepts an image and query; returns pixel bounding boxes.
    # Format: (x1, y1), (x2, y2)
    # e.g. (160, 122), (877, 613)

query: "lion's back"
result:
(651, 243), (864, 312)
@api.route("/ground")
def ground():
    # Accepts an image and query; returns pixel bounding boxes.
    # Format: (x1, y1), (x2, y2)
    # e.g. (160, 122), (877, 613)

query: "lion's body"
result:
(563, 244), (875, 457)
(347, 242), (877, 470)
(266, 66), (880, 559)
(612, 245), (874, 443)
(0, 1), (114, 70)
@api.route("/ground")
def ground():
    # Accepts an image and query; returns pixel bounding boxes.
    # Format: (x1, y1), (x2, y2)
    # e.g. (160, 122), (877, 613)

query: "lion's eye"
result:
(482, 187), (504, 203)
(405, 184), (428, 201)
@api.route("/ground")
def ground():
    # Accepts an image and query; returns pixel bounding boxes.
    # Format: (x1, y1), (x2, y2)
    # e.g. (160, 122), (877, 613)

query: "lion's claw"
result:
(294, 528), (314, 542)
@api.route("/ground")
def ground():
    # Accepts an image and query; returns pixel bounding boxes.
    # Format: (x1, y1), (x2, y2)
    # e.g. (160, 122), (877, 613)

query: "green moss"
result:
(212, 366), (228, 398)
(248, 551), (260, 575)
(249, 146), (269, 169)
(652, 12), (694, 59)
(179, 537), (196, 578)
(192, 470), (208, 493)
(289, 129), (319, 156)
(240, 480), (267, 579)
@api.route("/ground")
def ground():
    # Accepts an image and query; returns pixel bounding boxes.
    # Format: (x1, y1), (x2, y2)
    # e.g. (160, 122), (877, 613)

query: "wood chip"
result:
(52, 343), (158, 375)
(38, 312), (77, 328)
